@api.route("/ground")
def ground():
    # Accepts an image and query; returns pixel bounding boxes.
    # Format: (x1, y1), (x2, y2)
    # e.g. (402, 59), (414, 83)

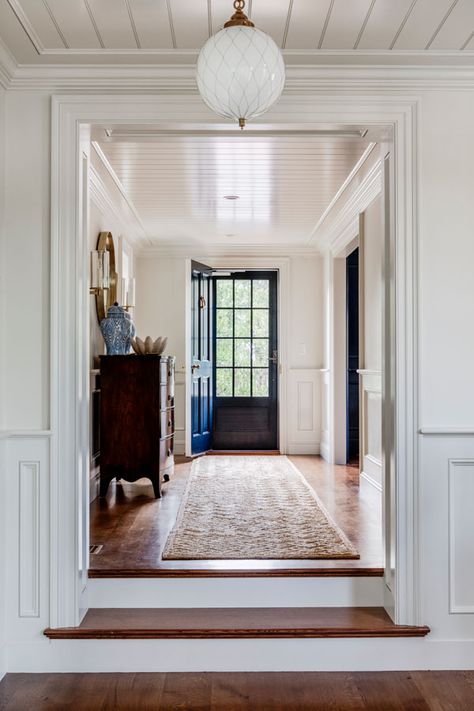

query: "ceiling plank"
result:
(283, 0), (332, 50)
(14, 0), (65, 48)
(46, 0), (100, 49)
(392, 0), (456, 50)
(321, 0), (375, 49)
(128, 0), (174, 50)
(429, 0), (474, 49)
(87, 0), (137, 48)
(358, 0), (417, 50)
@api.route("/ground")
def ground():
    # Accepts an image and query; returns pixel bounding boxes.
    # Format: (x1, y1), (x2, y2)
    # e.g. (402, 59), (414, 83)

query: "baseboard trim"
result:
(320, 440), (330, 462)
(0, 643), (6, 682)
(288, 444), (320, 456)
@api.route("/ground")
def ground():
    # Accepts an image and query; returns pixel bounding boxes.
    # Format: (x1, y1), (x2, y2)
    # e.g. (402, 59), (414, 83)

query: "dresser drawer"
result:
(160, 409), (174, 439)
(159, 384), (174, 410)
(160, 437), (174, 470)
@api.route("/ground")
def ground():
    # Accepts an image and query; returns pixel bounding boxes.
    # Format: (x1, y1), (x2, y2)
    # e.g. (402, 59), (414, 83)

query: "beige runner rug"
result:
(162, 456), (359, 560)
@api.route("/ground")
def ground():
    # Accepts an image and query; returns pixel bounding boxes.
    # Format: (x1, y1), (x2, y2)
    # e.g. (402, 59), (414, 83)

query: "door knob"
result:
(268, 350), (278, 364)
(191, 363), (201, 372)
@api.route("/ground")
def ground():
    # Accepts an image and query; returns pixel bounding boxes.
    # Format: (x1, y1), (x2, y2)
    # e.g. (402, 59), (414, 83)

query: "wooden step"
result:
(44, 607), (429, 640)
(88, 566), (384, 578)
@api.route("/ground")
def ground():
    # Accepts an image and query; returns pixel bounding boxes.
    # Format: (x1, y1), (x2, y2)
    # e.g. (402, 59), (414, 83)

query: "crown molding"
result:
(2, 62), (474, 92)
(89, 163), (149, 250)
(136, 244), (322, 259)
(0, 38), (16, 89)
(316, 157), (383, 254)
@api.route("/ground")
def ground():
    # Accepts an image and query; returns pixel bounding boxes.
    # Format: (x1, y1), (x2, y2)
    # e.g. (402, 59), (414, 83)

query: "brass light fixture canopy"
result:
(224, 0), (255, 28)
(196, 0), (285, 129)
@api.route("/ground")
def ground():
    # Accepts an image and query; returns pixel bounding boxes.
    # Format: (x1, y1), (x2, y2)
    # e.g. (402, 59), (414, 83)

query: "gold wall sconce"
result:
(90, 231), (118, 322)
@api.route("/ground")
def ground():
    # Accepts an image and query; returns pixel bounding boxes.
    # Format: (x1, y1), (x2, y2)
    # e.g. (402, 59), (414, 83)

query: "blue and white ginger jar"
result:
(100, 302), (135, 355)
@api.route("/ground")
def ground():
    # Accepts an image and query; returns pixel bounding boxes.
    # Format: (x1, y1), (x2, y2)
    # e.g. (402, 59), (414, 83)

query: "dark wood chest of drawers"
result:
(99, 354), (175, 498)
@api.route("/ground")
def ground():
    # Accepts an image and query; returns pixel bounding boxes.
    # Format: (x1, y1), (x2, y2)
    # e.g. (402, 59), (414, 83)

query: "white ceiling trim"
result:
(91, 141), (150, 245)
(136, 244), (322, 259)
(0, 38), (16, 88)
(5, 62), (474, 92)
(307, 141), (377, 245)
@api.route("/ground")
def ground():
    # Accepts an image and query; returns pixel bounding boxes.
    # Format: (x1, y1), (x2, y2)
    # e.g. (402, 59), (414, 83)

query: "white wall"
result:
(4, 93), (50, 430)
(135, 254), (324, 455)
(0, 86), (6, 681)
(359, 196), (383, 490)
(2, 86), (474, 669)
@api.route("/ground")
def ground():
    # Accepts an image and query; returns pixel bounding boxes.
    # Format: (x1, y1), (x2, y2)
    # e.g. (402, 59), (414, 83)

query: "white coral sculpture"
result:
(131, 336), (168, 355)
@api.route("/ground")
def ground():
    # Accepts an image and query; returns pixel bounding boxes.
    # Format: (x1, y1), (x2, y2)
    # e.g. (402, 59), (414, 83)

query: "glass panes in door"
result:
(215, 278), (271, 397)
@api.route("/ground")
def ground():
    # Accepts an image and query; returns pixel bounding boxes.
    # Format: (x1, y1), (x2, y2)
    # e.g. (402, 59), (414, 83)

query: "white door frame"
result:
(50, 93), (420, 628)
(184, 257), (290, 458)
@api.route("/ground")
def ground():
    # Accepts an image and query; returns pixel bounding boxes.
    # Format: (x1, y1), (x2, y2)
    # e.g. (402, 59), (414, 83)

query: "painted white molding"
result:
(308, 143), (376, 245)
(89, 163), (148, 249)
(288, 369), (321, 456)
(4, 62), (474, 92)
(50, 94), (419, 631)
(88, 577), (382, 609)
(449, 459), (474, 614)
(420, 427), (474, 436)
(138, 244), (322, 258)
(0, 430), (52, 439)
(90, 142), (149, 246)
(0, 39), (16, 89)
(11, 638), (474, 674)
(360, 370), (382, 493)
(318, 159), (383, 253)
(18, 461), (40, 618)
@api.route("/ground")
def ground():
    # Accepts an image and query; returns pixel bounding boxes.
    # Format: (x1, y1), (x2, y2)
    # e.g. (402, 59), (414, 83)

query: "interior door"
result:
(346, 247), (359, 463)
(212, 271), (278, 450)
(191, 260), (213, 455)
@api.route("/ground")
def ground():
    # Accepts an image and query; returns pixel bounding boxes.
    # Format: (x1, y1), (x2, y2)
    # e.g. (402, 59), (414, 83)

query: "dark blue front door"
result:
(346, 248), (359, 463)
(191, 261), (213, 454)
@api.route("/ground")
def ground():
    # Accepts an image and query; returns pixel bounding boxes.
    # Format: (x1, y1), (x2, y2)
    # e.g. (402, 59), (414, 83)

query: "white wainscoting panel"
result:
(320, 370), (330, 461)
(449, 459), (474, 614)
(359, 370), (382, 492)
(18, 460), (40, 618)
(288, 369), (321, 455)
(4, 434), (51, 654)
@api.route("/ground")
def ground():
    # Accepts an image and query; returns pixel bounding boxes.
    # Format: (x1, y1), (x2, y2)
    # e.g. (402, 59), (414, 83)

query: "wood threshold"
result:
(88, 566), (384, 578)
(206, 450), (281, 455)
(44, 607), (430, 640)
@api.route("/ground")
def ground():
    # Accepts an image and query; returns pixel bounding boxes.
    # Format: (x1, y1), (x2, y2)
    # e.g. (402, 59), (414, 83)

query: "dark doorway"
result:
(191, 260), (213, 455)
(346, 248), (359, 464)
(212, 271), (278, 450)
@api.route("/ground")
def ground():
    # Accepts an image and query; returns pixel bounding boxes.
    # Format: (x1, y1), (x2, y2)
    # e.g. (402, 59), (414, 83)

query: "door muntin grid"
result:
(214, 276), (273, 398)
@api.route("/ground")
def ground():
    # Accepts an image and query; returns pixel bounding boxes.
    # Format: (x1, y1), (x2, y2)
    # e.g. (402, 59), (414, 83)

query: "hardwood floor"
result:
(89, 455), (383, 576)
(2, 672), (474, 710)
(44, 607), (429, 639)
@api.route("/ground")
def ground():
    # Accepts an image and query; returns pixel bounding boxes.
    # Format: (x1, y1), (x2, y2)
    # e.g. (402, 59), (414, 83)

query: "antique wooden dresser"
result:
(99, 354), (175, 498)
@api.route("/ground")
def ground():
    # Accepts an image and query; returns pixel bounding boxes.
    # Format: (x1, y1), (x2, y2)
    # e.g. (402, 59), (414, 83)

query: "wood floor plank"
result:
(89, 455), (383, 577)
(2, 672), (474, 710)
(43, 607), (430, 639)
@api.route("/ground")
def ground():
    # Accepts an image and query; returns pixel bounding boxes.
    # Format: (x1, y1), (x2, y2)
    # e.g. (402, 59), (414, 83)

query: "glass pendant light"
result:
(196, 0), (285, 129)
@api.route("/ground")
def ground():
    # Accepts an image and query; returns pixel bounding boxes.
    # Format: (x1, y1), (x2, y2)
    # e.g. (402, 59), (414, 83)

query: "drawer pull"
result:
(168, 420), (172, 427)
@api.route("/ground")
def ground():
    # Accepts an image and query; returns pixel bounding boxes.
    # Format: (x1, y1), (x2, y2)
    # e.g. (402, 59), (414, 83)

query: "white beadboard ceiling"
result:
(1, 0), (474, 64)
(94, 133), (372, 248)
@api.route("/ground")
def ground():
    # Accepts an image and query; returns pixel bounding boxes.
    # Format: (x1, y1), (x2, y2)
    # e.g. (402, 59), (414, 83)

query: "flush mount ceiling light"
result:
(196, 0), (285, 130)
(224, 195), (240, 200)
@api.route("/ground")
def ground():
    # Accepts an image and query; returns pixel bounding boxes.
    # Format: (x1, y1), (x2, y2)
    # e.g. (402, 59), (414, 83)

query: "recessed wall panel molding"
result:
(449, 458), (474, 613)
(18, 460), (40, 618)
(288, 369), (321, 455)
(359, 369), (382, 492)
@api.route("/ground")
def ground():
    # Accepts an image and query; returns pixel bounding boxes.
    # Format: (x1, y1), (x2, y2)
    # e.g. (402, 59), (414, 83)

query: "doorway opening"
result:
(49, 95), (422, 629)
(191, 267), (279, 454)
